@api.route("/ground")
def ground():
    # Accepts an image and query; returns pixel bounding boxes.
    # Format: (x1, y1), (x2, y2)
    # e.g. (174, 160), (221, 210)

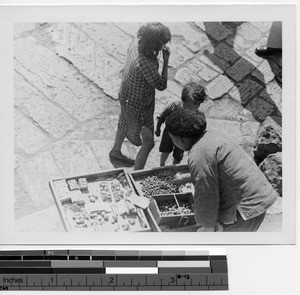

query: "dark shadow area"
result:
(109, 157), (134, 169)
(203, 22), (282, 126)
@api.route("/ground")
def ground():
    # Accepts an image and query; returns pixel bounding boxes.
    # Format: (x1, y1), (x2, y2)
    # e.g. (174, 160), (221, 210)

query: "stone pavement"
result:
(14, 22), (282, 232)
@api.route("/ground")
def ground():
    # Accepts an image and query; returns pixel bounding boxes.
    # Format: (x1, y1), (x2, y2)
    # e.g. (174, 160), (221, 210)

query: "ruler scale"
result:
(0, 250), (228, 291)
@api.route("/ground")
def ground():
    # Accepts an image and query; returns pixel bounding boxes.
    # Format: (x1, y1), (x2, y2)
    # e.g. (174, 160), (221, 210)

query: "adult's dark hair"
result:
(166, 107), (207, 138)
(181, 82), (206, 103)
(137, 22), (171, 59)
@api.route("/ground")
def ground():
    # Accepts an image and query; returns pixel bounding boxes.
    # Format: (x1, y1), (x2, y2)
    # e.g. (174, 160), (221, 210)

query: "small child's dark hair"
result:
(166, 107), (207, 138)
(181, 82), (206, 103)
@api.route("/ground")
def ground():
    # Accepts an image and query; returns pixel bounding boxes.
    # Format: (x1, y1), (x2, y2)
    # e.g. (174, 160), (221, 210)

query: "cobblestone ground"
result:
(14, 22), (282, 232)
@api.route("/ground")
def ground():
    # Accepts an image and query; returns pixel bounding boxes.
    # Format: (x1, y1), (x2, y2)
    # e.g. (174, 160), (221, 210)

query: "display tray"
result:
(149, 193), (196, 229)
(49, 169), (151, 232)
(127, 165), (194, 198)
(128, 165), (198, 232)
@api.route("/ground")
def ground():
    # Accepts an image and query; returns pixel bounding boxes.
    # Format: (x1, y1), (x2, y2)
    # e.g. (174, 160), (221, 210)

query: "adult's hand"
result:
(174, 172), (191, 185)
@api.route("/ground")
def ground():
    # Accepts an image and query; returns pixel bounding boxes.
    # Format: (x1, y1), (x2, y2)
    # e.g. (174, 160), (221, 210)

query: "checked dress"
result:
(118, 39), (168, 146)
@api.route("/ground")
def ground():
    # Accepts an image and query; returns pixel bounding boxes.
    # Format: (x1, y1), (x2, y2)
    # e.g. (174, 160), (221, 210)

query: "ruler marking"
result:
(0, 250), (228, 290)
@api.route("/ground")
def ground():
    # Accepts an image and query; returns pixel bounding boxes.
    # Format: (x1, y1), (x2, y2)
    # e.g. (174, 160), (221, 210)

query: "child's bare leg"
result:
(160, 152), (170, 166)
(134, 126), (154, 170)
(109, 127), (134, 164)
(172, 157), (181, 165)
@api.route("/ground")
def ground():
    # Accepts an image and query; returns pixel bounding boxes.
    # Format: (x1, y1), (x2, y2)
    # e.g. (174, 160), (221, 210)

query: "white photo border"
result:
(0, 4), (296, 245)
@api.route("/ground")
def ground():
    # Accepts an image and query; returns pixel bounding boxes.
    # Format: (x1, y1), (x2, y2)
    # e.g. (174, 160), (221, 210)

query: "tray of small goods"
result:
(127, 165), (198, 232)
(127, 165), (194, 198)
(149, 193), (196, 229)
(49, 169), (151, 232)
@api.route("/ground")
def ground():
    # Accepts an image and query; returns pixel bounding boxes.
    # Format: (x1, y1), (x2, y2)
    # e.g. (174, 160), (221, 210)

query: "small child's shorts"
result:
(159, 127), (184, 162)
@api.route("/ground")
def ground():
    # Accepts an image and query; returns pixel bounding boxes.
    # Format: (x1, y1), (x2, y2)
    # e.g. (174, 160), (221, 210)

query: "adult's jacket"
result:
(188, 129), (279, 228)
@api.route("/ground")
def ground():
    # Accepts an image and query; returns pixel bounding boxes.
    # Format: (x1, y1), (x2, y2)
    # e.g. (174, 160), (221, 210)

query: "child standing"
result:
(155, 82), (207, 166)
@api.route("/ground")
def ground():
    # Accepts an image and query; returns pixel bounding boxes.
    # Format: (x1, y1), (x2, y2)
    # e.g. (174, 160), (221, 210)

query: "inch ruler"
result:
(0, 249), (228, 291)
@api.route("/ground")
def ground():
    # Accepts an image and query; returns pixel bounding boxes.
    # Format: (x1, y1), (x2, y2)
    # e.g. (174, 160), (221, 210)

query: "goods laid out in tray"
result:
(128, 165), (197, 231)
(150, 193), (196, 229)
(49, 169), (151, 232)
(128, 165), (194, 198)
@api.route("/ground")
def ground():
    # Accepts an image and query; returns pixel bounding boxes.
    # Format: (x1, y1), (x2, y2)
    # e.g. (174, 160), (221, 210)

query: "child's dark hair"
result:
(166, 107), (207, 138)
(181, 82), (206, 103)
(137, 22), (171, 59)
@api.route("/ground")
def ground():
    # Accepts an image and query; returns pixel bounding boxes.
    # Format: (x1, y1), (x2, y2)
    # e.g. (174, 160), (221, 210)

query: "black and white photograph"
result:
(0, 4), (296, 244)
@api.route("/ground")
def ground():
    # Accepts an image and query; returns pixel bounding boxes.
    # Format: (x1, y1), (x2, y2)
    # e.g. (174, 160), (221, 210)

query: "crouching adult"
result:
(165, 107), (279, 232)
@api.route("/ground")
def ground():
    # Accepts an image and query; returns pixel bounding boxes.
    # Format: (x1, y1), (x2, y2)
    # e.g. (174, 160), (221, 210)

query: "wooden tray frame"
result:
(127, 165), (199, 232)
(49, 168), (151, 233)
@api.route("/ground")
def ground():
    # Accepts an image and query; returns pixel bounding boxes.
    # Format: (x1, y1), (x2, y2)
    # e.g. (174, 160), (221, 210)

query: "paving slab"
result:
(202, 95), (254, 121)
(241, 121), (261, 143)
(51, 140), (101, 176)
(64, 117), (117, 142)
(197, 22), (233, 41)
(206, 118), (242, 142)
(199, 54), (228, 73)
(226, 35), (255, 53)
(155, 90), (180, 115)
(14, 38), (106, 121)
(166, 80), (183, 97)
(257, 213), (282, 232)
(14, 111), (50, 154)
(14, 71), (40, 107)
(14, 205), (65, 232)
(168, 39), (194, 68)
(252, 59), (280, 84)
(206, 75), (235, 100)
(236, 22), (264, 43)
(226, 58), (256, 82)
(76, 22), (132, 64)
(246, 97), (275, 122)
(187, 58), (219, 82)
(262, 81), (282, 114)
(163, 22), (211, 53)
(46, 23), (123, 100)
(174, 67), (200, 85)
(17, 152), (61, 208)
(15, 171), (38, 220)
(23, 96), (76, 139)
(244, 38), (268, 66)
(250, 22), (272, 33)
(90, 140), (116, 171)
(229, 79), (263, 105)
(213, 43), (241, 64)
(113, 22), (143, 37)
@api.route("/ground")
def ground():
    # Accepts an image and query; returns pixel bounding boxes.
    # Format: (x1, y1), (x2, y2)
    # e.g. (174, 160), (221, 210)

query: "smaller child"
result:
(155, 82), (207, 166)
